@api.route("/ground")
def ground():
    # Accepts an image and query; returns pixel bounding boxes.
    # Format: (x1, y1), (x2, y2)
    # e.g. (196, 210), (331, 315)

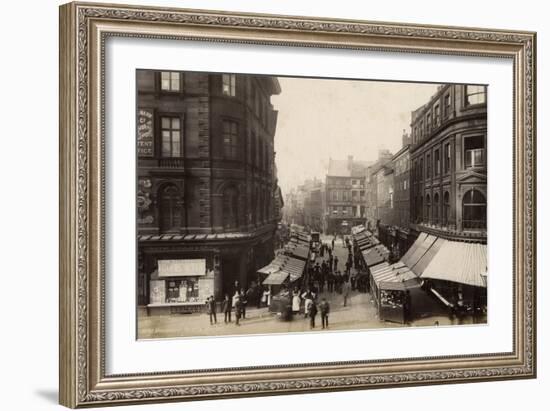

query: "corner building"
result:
(136, 70), (282, 311)
(409, 83), (487, 239)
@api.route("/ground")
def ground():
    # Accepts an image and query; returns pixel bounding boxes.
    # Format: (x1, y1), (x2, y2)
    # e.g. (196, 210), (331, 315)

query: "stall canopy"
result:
(419, 241), (487, 288)
(262, 270), (289, 285)
(370, 261), (421, 289)
(285, 243), (310, 261)
(362, 244), (390, 267)
(401, 233), (437, 268)
(259, 254), (306, 284)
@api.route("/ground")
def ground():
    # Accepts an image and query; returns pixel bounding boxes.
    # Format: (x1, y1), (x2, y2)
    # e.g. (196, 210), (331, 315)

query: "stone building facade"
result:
(136, 70), (282, 308)
(409, 83), (487, 242)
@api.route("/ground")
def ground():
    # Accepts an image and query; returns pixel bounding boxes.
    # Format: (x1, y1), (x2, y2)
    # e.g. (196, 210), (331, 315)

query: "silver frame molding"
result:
(59, 2), (536, 408)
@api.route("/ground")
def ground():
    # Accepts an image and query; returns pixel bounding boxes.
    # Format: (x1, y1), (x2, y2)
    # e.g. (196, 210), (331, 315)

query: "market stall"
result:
(370, 261), (421, 324)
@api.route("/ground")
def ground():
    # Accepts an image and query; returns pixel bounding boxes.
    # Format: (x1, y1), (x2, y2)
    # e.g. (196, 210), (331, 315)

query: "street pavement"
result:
(138, 234), (484, 339)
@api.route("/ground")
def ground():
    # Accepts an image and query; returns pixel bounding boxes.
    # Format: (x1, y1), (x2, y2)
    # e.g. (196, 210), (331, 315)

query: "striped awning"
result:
(362, 244), (390, 267)
(420, 241), (487, 288)
(371, 261), (420, 287)
(262, 270), (289, 285)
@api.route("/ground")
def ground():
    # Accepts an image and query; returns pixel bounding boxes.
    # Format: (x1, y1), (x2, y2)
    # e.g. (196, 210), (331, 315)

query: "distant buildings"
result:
(365, 150), (393, 233)
(326, 156), (371, 234)
(136, 70), (282, 310)
(284, 178), (325, 232)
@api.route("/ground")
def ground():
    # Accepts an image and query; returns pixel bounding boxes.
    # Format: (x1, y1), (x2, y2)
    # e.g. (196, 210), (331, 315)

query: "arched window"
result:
(433, 193), (440, 225)
(463, 189), (486, 229)
(223, 186), (239, 230)
(425, 194), (431, 224)
(417, 195), (423, 223)
(159, 185), (181, 232)
(443, 191), (450, 226)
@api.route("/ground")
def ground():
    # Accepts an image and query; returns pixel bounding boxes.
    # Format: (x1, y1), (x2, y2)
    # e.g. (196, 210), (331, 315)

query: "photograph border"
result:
(59, 2), (536, 407)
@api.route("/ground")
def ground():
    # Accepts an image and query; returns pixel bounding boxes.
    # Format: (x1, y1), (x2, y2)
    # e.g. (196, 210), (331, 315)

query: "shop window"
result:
(464, 135), (485, 168)
(222, 74), (236, 96)
(222, 120), (238, 159)
(223, 186), (239, 230)
(166, 279), (199, 303)
(160, 116), (182, 158)
(160, 71), (180, 91)
(462, 189), (486, 229)
(465, 85), (486, 105)
(159, 185), (181, 232)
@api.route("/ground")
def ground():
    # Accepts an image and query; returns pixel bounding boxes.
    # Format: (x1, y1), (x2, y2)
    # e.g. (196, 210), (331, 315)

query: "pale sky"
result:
(271, 77), (440, 196)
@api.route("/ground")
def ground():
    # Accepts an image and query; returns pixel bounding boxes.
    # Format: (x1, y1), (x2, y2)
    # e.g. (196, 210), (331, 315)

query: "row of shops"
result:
(352, 226), (487, 324)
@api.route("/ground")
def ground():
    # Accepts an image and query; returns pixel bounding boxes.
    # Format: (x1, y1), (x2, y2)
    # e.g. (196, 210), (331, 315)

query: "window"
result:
(222, 186), (239, 230)
(426, 113), (431, 132)
(419, 120), (424, 138)
(464, 135), (485, 168)
(434, 149), (441, 176)
(222, 74), (236, 96)
(465, 85), (486, 105)
(444, 143), (451, 174)
(433, 192), (440, 224)
(160, 72), (180, 91)
(425, 194), (431, 223)
(443, 94), (451, 118)
(159, 185), (181, 232)
(434, 104), (440, 126)
(427, 153), (431, 178)
(222, 121), (238, 159)
(160, 117), (181, 157)
(419, 159), (424, 181)
(443, 191), (450, 226)
(462, 189), (486, 229)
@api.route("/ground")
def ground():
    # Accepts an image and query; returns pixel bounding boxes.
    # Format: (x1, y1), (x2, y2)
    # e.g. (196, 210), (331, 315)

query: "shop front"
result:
(147, 258), (215, 315)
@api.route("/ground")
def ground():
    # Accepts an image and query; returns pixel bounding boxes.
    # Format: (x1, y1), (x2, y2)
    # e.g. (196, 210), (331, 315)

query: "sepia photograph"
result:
(136, 70), (488, 339)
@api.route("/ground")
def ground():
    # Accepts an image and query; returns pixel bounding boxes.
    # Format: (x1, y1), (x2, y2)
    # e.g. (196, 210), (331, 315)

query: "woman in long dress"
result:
(292, 288), (301, 313)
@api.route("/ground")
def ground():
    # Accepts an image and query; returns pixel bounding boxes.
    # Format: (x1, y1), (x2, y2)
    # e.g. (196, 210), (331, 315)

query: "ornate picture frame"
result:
(59, 2), (536, 408)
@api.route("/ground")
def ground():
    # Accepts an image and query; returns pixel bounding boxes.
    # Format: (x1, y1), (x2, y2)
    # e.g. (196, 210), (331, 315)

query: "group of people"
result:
(205, 281), (272, 326)
(292, 288), (331, 329)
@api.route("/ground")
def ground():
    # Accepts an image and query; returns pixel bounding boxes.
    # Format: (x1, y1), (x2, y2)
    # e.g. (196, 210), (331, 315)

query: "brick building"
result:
(326, 156), (370, 234)
(136, 70), (282, 310)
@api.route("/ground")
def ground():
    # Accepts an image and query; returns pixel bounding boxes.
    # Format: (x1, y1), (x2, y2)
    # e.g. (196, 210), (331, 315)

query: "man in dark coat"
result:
(205, 296), (217, 325)
(309, 300), (318, 329)
(222, 294), (232, 323)
(333, 256), (339, 272)
(234, 296), (243, 326)
(319, 298), (330, 329)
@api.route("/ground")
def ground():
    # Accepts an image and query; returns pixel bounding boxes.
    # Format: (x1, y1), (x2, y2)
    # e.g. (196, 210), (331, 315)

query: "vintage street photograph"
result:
(136, 70), (487, 339)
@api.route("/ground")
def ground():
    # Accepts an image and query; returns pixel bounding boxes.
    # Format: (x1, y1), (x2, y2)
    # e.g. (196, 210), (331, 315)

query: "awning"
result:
(370, 262), (421, 290)
(259, 253), (306, 283)
(410, 237), (446, 275)
(400, 232), (427, 267)
(262, 270), (289, 285)
(362, 244), (389, 267)
(403, 234), (437, 268)
(257, 263), (281, 275)
(420, 241), (487, 288)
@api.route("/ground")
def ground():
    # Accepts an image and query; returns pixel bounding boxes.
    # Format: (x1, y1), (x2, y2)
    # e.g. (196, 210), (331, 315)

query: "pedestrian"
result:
(327, 271), (334, 293)
(205, 295), (217, 325)
(331, 237), (335, 250)
(262, 286), (271, 308)
(342, 280), (351, 307)
(309, 300), (318, 329)
(320, 298), (330, 329)
(240, 288), (248, 319)
(222, 294), (232, 323)
(234, 296), (242, 326)
(292, 287), (301, 314)
(333, 256), (339, 272)
(301, 289), (314, 318)
(232, 290), (240, 310)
